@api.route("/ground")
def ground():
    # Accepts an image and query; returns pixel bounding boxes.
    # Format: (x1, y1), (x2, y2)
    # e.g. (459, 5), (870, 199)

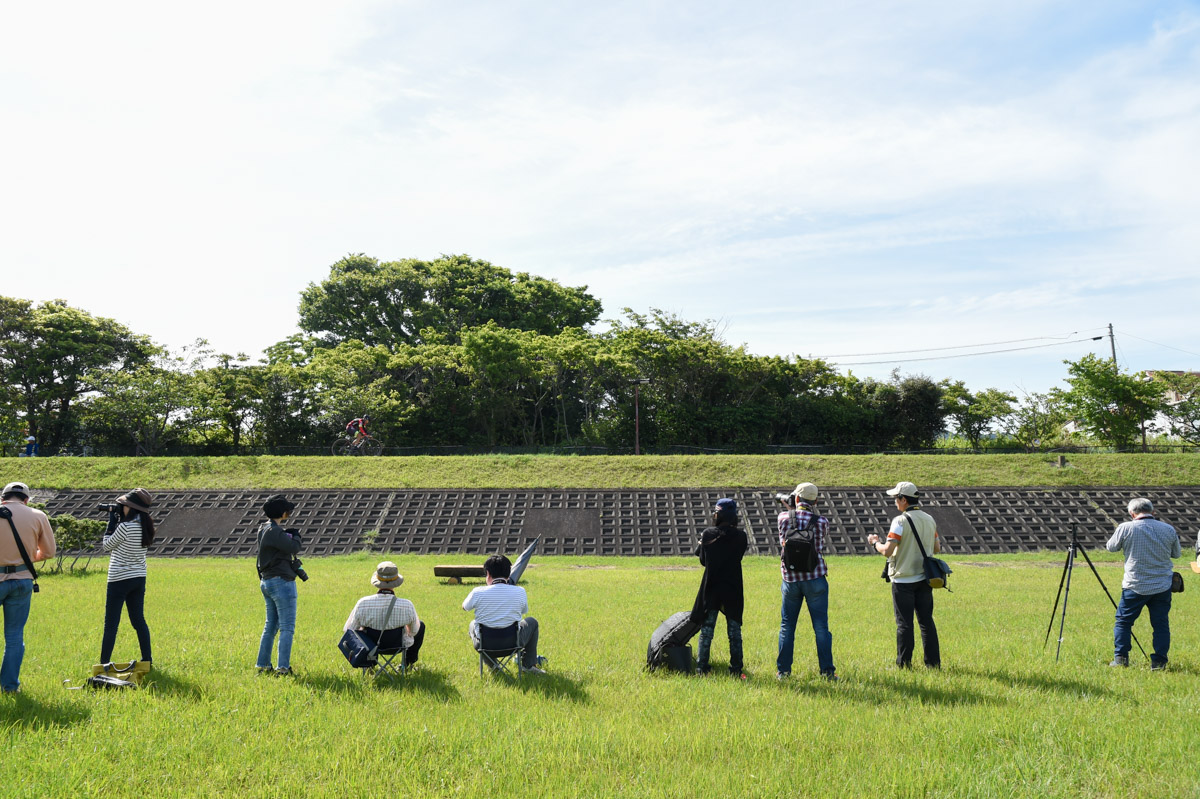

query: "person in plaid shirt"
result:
(775, 482), (836, 681)
(1106, 497), (1182, 670)
(344, 561), (427, 668)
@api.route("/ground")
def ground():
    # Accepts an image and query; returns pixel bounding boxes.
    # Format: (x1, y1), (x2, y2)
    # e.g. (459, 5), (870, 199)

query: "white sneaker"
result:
(520, 665), (547, 675)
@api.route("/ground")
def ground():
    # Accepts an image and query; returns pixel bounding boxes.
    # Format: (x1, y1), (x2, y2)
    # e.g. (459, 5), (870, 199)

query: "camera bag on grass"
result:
(1171, 571), (1184, 592)
(92, 660), (152, 686)
(904, 512), (952, 591)
(339, 595), (396, 668)
(646, 611), (702, 671)
(782, 510), (820, 574)
(0, 506), (40, 593)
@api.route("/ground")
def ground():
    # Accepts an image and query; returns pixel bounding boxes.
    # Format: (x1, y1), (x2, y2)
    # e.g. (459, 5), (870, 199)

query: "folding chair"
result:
(476, 622), (525, 678)
(360, 627), (409, 683)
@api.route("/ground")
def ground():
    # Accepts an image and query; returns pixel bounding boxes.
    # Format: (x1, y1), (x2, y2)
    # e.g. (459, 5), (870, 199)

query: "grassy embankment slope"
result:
(6, 452), (1200, 490)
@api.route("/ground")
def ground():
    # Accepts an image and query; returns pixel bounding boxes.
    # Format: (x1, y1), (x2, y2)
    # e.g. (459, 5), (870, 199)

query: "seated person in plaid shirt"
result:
(776, 482), (837, 681)
(344, 561), (426, 667)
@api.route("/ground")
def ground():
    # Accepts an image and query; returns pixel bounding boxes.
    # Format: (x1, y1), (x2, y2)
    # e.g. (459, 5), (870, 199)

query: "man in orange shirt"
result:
(0, 482), (56, 692)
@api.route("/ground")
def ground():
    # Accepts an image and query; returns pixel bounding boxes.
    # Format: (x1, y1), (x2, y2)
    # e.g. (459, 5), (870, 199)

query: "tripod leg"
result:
(1077, 547), (1148, 661)
(1044, 548), (1073, 649)
(1055, 547), (1076, 662)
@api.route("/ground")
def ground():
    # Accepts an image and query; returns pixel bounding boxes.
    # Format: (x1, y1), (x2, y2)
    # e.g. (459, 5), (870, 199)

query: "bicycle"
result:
(331, 435), (384, 456)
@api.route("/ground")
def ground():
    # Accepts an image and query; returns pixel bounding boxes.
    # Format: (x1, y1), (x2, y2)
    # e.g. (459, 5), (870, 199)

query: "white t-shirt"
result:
(462, 582), (527, 628)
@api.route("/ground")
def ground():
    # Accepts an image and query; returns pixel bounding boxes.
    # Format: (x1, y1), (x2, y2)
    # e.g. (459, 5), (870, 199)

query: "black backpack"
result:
(782, 510), (820, 573)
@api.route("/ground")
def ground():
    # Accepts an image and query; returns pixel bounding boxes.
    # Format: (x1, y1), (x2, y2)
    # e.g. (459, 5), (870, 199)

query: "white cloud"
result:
(1, 1), (1197, 390)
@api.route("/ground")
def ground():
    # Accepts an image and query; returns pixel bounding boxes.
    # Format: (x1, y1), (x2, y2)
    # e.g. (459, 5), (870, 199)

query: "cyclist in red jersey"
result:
(346, 415), (370, 447)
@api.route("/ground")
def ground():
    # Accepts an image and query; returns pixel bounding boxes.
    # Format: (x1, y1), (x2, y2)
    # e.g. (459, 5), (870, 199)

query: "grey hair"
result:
(1127, 497), (1154, 516)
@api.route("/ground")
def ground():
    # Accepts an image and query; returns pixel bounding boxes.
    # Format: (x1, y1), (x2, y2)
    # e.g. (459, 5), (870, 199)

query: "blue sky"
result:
(3, 1), (1198, 395)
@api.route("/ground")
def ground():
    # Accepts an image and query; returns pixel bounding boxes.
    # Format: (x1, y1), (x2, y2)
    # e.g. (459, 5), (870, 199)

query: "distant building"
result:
(1143, 370), (1200, 405)
(1143, 370), (1200, 437)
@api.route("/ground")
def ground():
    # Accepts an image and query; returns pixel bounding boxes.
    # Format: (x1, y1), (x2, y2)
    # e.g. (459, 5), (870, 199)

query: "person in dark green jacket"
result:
(255, 495), (303, 676)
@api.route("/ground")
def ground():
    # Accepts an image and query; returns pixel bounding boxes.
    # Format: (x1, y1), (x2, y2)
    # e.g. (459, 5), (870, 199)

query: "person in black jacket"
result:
(690, 498), (748, 676)
(255, 495), (303, 676)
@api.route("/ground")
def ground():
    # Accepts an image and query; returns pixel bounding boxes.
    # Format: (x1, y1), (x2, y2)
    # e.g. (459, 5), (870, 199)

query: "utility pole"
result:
(1108, 323), (1117, 364)
(629, 378), (649, 454)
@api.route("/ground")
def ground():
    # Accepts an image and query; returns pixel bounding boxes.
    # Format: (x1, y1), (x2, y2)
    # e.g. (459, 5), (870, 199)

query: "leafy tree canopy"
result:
(1054, 354), (1166, 448)
(0, 296), (154, 449)
(297, 253), (603, 349)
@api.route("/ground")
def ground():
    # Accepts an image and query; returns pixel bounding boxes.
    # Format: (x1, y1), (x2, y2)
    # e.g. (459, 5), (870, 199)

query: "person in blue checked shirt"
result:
(775, 482), (837, 681)
(1106, 497), (1182, 670)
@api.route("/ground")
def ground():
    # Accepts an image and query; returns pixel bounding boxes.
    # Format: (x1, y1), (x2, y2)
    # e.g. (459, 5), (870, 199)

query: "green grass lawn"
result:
(5, 553), (1198, 798)
(6, 452), (1200, 490)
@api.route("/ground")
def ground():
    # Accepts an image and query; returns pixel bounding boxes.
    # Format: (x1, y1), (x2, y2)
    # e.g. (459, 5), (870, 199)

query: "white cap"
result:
(791, 482), (818, 501)
(2, 482), (30, 498)
(886, 481), (920, 498)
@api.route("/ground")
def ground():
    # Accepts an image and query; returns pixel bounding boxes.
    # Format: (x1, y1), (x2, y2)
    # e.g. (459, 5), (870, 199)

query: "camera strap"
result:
(903, 512), (932, 558)
(0, 506), (40, 592)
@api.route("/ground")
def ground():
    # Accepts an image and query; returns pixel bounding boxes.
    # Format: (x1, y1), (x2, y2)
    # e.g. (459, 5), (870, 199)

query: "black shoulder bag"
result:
(0, 506), (40, 593)
(904, 511), (952, 591)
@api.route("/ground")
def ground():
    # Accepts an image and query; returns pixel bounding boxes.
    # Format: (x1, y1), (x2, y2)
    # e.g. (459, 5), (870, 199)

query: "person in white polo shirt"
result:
(867, 481), (941, 669)
(462, 554), (545, 674)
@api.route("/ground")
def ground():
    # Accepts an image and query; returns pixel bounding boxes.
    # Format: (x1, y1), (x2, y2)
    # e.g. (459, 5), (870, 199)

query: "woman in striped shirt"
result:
(99, 488), (156, 665)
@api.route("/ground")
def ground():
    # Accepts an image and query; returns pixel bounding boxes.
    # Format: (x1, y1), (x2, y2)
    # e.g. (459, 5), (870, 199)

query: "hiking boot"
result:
(274, 667), (294, 677)
(1150, 660), (1167, 671)
(1108, 656), (1129, 668)
(775, 671), (790, 681)
(695, 666), (712, 676)
(255, 666), (273, 675)
(821, 670), (839, 682)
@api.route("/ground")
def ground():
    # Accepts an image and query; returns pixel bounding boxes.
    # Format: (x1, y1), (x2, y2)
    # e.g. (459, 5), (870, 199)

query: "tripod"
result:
(1044, 522), (1146, 662)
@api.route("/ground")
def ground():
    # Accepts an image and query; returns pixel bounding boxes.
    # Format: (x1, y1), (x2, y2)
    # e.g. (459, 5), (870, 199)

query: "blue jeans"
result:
(0, 579), (33, 692)
(1114, 588), (1171, 665)
(777, 577), (834, 675)
(697, 609), (742, 672)
(257, 578), (297, 669)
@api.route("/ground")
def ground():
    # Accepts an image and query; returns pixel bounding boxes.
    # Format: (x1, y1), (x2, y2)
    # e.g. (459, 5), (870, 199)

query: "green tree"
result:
(1054, 354), (1166, 449)
(1004, 390), (1067, 449)
(193, 353), (265, 453)
(81, 342), (208, 455)
(889, 372), (948, 450)
(941, 381), (1017, 450)
(0, 297), (153, 451)
(1152, 371), (1200, 444)
(298, 253), (603, 348)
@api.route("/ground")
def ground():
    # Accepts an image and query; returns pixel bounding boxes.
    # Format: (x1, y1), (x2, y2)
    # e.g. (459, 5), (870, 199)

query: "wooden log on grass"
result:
(434, 564), (487, 584)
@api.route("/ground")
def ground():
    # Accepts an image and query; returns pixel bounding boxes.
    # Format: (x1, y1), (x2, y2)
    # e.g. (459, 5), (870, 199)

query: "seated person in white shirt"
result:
(344, 561), (426, 667)
(462, 554), (545, 674)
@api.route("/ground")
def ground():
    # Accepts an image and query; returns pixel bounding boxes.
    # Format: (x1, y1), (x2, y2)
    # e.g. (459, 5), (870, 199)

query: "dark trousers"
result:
(892, 581), (939, 668)
(101, 576), (152, 663)
(405, 621), (427, 665)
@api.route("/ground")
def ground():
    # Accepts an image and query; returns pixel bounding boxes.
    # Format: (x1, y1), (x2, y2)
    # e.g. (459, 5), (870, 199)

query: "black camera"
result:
(98, 502), (119, 513)
(775, 492), (796, 508)
(292, 558), (309, 582)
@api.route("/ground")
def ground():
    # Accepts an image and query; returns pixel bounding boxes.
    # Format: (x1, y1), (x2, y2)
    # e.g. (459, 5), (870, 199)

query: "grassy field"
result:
(5, 452), (1200, 490)
(5, 553), (1199, 798)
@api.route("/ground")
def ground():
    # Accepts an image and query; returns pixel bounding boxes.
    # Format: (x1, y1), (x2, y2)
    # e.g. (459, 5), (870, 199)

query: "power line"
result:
(819, 329), (1101, 358)
(1117, 330), (1200, 361)
(831, 336), (1104, 366)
